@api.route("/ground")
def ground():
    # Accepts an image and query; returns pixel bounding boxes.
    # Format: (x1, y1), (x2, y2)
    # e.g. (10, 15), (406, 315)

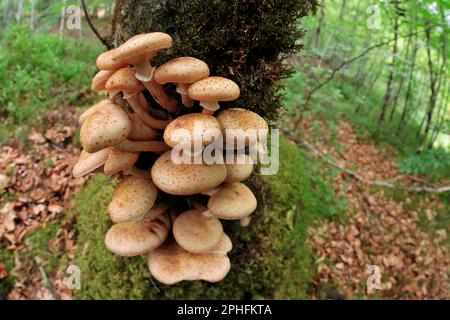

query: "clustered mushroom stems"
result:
(73, 32), (268, 285)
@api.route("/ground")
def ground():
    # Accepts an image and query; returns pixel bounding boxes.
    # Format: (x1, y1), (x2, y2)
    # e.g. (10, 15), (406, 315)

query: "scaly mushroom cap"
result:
(112, 33), (172, 65)
(78, 99), (111, 125)
(173, 209), (223, 253)
(80, 103), (132, 153)
(207, 182), (257, 220)
(105, 67), (144, 98)
(96, 48), (127, 71)
(72, 148), (111, 178)
(163, 113), (221, 148)
(128, 113), (158, 141)
(225, 154), (254, 182)
(103, 148), (139, 176)
(188, 76), (240, 103)
(91, 70), (115, 91)
(151, 151), (226, 195)
(148, 235), (232, 285)
(154, 57), (210, 85)
(107, 176), (157, 223)
(105, 213), (170, 257)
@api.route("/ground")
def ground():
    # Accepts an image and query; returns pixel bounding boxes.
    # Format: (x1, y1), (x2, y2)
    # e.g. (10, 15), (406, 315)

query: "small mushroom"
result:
(173, 209), (223, 253)
(103, 148), (139, 176)
(78, 99), (111, 125)
(107, 176), (157, 223)
(187, 76), (240, 114)
(151, 150), (227, 195)
(105, 67), (170, 129)
(80, 103), (131, 153)
(91, 70), (115, 91)
(148, 234), (232, 285)
(141, 78), (179, 113)
(163, 113), (221, 149)
(116, 139), (170, 153)
(207, 182), (257, 220)
(123, 166), (152, 180)
(105, 212), (170, 257)
(154, 57), (210, 107)
(112, 32), (173, 82)
(225, 153), (254, 182)
(128, 113), (158, 141)
(96, 48), (127, 71)
(72, 147), (111, 178)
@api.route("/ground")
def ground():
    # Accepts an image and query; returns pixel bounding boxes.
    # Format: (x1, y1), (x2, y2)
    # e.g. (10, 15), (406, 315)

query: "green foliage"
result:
(73, 137), (338, 299)
(0, 24), (102, 143)
(397, 148), (450, 179)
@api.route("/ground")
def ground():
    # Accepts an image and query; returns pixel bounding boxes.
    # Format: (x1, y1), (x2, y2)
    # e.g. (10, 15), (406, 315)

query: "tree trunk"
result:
(313, 0), (325, 48)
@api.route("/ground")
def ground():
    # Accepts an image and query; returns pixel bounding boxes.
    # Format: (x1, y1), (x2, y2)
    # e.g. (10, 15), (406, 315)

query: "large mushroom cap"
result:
(128, 113), (158, 141)
(163, 113), (221, 148)
(105, 67), (144, 97)
(91, 70), (114, 91)
(151, 151), (226, 195)
(173, 209), (223, 253)
(107, 176), (157, 223)
(72, 147), (111, 178)
(187, 76), (240, 102)
(148, 236), (231, 285)
(104, 148), (139, 176)
(225, 154), (254, 182)
(207, 182), (257, 220)
(154, 57), (210, 85)
(78, 99), (111, 125)
(112, 33), (173, 63)
(80, 103), (132, 153)
(217, 107), (268, 132)
(96, 48), (127, 71)
(105, 213), (170, 257)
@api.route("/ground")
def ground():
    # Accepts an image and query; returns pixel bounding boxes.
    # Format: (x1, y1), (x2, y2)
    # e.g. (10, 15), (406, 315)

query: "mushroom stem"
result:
(131, 52), (158, 82)
(176, 83), (193, 107)
(143, 79), (179, 113)
(112, 94), (126, 108)
(200, 101), (220, 113)
(240, 216), (251, 227)
(201, 187), (220, 197)
(192, 201), (208, 211)
(123, 166), (152, 180)
(126, 94), (170, 129)
(117, 139), (171, 153)
(138, 94), (168, 120)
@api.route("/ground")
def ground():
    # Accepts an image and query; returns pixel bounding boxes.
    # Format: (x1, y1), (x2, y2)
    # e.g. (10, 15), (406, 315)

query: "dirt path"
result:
(305, 121), (449, 299)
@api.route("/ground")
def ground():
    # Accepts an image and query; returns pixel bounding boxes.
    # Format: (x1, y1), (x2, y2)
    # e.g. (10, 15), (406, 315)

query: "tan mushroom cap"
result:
(107, 176), (157, 223)
(78, 99), (111, 125)
(163, 113), (221, 148)
(188, 76), (240, 102)
(128, 113), (158, 141)
(173, 209), (223, 253)
(96, 48), (127, 71)
(154, 57), (210, 86)
(148, 235), (231, 285)
(207, 182), (257, 220)
(72, 147), (111, 178)
(105, 212), (170, 257)
(91, 70), (114, 91)
(225, 153), (254, 182)
(80, 103), (132, 153)
(103, 148), (139, 176)
(105, 67), (144, 99)
(151, 151), (226, 195)
(112, 33), (173, 63)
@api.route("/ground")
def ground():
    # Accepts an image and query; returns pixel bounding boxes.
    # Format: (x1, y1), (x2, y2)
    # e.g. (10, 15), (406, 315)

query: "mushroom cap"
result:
(96, 49), (127, 71)
(72, 147), (111, 178)
(105, 213), (170, 257)
(80, 103), (132, 153)
(104, 148), (139, 176)
(151, 151), (226, 195)
(128, 113), (158, 141)
(154, 57), (210, 85)
(79, 100), (111, 125)
(187, 76), (240, 102)
(207, 182), (257, 220)
(148, 236), (231, 285)
(105, 67), (144, 95)
(107, 176), (157, 223)
(163, 113), (221, 148)
(91, 70), (115, 91)
(173, 209), (223, 253)
(217, 107), (268, 132)
(112, 33), (173, 62)
(225, 154), (254, 182)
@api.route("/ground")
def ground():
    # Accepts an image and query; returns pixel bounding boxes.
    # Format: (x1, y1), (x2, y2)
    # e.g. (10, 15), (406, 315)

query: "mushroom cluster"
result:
(73, 32), (268, 285)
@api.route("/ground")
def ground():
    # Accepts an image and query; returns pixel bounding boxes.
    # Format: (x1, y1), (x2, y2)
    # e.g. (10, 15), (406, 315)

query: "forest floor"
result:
(0, 105), (449, 299)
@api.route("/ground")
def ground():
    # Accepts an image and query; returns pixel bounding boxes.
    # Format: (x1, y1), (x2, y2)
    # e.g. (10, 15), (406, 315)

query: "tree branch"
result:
(81, 0), (111, 48)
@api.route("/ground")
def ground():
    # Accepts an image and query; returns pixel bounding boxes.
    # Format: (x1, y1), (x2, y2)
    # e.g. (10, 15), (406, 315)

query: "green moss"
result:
(73, 137), (337, 299)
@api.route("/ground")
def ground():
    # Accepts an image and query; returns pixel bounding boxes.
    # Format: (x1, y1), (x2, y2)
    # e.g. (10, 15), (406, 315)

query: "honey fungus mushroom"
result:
(128, 113), (158, 141)
(103, 148), (139, 176)
(187, 76), (240, 114)
(112, 32), (173, 82)
(151, 150), (226, 195)
(154, 57), (210, 107)
(148, 234), (232, 285)
(173, 209), (223, 253)
(80, 103), (131, 153)
(91, 70), (115, 91)
(78, 100), (111, 125)
(105, 212), (171, 257)
(107, 176), (157, 223)
(72, 147), (111, 178)
(96, 48), (127, 71)
(225, 153), (254, 182)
